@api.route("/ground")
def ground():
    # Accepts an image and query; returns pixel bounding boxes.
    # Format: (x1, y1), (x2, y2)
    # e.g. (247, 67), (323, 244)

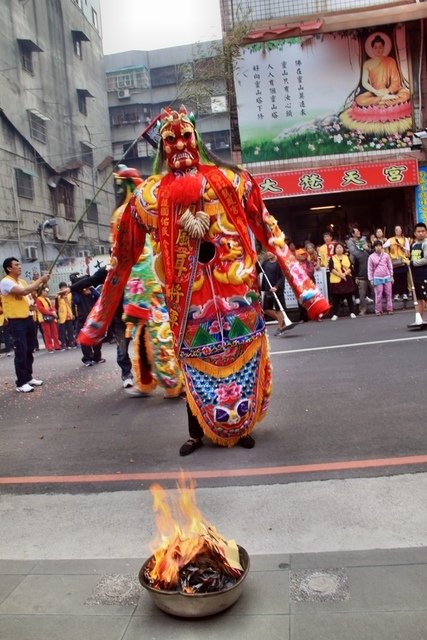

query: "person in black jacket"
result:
(353, 240), (373, 315)
(260, 252), (286, 335)
(69, 272), (103, 366)
(68, 269), (132, 382)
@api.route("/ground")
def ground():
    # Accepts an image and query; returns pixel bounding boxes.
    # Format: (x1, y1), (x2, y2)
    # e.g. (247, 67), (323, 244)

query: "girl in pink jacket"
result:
(368, 240), (394, 315)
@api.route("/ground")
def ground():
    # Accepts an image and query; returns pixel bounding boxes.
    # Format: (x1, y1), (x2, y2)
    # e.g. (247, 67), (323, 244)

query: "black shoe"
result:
(179, 438), (203, 456)
(238, 435), (255, 449)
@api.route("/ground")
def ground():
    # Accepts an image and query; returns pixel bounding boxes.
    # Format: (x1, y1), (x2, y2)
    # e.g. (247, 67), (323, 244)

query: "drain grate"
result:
(85, 574), (142, 606)
(290, 569), (349, 603)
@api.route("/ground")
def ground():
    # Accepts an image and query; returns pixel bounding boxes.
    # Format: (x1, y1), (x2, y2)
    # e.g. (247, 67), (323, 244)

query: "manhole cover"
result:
(290, 569), (349, 603)
(85, 574), (142, 606)
(304, 572), (340, 595)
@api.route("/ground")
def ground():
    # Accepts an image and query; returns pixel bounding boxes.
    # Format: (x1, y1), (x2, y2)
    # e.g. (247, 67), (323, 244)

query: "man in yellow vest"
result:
(0, 257), (49, 392)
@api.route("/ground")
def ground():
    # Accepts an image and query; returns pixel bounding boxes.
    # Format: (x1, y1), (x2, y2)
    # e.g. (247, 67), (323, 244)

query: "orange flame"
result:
(147, 472), (242, 590)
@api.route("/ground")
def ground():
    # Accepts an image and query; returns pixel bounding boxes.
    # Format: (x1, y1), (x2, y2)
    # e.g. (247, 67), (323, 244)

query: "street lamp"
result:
(38, 218), (58, 243)
(38, 218), (58, 262)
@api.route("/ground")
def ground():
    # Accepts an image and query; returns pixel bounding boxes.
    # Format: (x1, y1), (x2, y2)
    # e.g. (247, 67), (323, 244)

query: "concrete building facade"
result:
(0, 0), (114, 284)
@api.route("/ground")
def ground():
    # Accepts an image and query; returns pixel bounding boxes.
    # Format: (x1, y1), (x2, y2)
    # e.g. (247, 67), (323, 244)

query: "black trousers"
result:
(187, 403), (204, 439)
(8, 317), (37, 387)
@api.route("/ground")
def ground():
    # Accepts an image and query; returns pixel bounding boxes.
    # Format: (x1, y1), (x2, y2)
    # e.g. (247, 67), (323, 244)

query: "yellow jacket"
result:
(329, 254), (352, 283)
(384, 236), (410, 263)
(56, 292), (74, 323)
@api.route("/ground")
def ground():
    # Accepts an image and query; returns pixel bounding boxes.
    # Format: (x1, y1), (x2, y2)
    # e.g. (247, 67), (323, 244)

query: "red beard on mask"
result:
(168, 171), (204, 208)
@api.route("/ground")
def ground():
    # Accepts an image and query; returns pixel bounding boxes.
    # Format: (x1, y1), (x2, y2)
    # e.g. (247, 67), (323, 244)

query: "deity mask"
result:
(159, 106), (199, 170)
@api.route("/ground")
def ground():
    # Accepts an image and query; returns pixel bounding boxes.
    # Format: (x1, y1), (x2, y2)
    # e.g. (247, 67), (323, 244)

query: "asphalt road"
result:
(1, 308), (426, 494)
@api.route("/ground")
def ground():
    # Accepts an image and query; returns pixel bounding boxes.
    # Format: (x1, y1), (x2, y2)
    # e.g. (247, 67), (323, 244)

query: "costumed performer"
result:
(113, 166), (183, 398)
(79, 105), (330, 455)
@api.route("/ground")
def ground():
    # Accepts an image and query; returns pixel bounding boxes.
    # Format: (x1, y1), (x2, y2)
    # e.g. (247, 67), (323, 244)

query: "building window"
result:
(80, 142), (94, 167)
(211, 95), (227, 113)
(15, 169), (34, 199)
(28, 111), (48, 143)
(74, 39), (82, 58)
(150, 65), (177, 87)
(110, 106), (147, 126)
(202, 130), (231, 152)
(77, 90), (87, 115)
(117, 74), (133, 89)
(17, 39), (43, 75)
(72, 30), (89, 59)
(57, 182), (75, 221)
(123, 141), (138, 160)
(106, 67), (150, 92)
(20, 46), (33, 73)
(85, 198), (98, 222)
(91, 8), (99, 31)
(77, 89), (94, 116)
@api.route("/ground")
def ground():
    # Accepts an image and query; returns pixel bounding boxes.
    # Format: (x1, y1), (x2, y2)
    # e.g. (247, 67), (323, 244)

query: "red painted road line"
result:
(1, 454), (427, 485)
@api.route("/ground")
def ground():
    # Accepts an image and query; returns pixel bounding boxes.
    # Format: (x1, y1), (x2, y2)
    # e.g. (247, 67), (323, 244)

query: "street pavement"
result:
(1, 307), (427, 638)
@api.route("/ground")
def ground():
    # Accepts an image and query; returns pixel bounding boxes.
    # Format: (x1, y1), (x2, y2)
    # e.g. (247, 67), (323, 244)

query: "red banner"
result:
(254, 159), (419, 199)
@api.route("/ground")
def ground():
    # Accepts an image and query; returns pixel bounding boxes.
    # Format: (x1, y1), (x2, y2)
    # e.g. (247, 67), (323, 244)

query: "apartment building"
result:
(0, 0), (114, 281)
(105, 41), (232, 177)
(220, 0), (427, 244)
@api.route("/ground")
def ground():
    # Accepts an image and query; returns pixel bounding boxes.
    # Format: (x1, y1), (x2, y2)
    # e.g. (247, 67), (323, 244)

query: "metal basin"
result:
(139, 545), (250, 618)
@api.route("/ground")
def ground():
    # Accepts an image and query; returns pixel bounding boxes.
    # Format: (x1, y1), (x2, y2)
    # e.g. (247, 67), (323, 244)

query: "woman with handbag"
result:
(383, 225), (410, 301)
(35, 287), (62, 352)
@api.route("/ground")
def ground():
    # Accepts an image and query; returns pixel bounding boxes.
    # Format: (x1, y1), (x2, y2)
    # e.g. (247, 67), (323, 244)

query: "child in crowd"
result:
(368, 240), (394, 315)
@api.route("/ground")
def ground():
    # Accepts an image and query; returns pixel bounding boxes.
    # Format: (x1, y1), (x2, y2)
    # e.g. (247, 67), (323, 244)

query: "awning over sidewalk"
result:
(243, 2), (427, 42)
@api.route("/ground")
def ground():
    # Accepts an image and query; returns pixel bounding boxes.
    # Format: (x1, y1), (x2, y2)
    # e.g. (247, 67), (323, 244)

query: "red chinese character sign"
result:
(234, 26), (413, 163)
(254, 160), (419, 199)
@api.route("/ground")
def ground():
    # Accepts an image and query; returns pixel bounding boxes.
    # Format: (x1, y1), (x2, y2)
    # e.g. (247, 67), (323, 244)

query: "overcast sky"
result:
(99, 0), (222, 54)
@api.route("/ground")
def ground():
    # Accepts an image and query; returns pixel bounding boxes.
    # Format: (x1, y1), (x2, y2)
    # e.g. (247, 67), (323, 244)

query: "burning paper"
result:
(145, 473), (243, 593)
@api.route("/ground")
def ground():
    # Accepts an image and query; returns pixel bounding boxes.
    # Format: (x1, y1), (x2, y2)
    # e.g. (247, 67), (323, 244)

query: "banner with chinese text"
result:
(415, 166), (427, 225)
(234, 25), (413, 163)
(254, 159), (418, 199)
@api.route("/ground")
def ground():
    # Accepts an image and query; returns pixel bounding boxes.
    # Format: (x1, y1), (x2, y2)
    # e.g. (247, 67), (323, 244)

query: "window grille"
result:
(20, 46), (33, 73)
(150, 65), (177, 87)
(15, 169), (34, 199)
(57, 183), (75, 221)
(28, 111), (47, 143)
(106, 68), (150, 91)
(111, 110), (142, 125)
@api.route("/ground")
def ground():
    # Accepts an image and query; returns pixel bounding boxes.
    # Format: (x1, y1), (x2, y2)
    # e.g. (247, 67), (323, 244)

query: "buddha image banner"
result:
(234, 25), (413, 164)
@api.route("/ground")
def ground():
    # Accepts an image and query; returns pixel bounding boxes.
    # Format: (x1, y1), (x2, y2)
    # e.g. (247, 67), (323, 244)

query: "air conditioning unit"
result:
(117, 88), (130, 99)
(24, 245), (38, 261)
